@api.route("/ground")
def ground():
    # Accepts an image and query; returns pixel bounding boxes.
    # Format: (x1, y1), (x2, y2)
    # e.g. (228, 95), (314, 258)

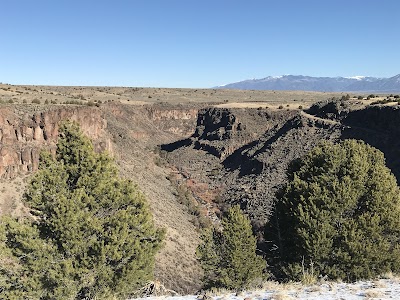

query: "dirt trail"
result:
(300, 110), (341, 125)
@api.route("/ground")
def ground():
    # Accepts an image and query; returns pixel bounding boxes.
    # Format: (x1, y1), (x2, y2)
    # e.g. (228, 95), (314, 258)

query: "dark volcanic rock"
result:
(162, 102), (400, 228)
(341, 105), (400, 180)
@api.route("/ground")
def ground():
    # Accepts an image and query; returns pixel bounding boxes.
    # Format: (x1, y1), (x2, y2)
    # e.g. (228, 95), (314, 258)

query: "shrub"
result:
(278, 105), (284, 109)
(32, 98), (41, 104)
(0, 121), (164, 299)
(197, 205), (265, 290)
(370, 99), (393, 105)
(268, 140), (400, 282)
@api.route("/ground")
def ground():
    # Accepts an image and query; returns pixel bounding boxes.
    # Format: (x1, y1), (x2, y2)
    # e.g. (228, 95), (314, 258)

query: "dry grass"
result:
(271, 291), (294, 300)
(363, 289), (384, 299)
(0, 83), (354, 107)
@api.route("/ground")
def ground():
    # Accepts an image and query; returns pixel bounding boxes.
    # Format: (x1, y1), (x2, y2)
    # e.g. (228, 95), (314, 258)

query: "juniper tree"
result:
(0, 121), (164, 299)
(268, 139), (400, 281)
(197, 205), (265, 290)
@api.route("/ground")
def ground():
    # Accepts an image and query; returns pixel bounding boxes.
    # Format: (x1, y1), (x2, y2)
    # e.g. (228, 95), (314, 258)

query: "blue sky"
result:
(1, 0), (399, 88)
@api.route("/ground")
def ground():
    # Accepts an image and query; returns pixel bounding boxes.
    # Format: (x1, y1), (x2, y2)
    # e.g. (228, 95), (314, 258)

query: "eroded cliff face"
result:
(0, 106), (112, 179)
(145, 106), (199, 137)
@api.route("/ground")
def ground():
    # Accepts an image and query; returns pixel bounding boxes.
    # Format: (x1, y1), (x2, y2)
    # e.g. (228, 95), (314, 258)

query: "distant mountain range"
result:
(216, 74), (400, 93)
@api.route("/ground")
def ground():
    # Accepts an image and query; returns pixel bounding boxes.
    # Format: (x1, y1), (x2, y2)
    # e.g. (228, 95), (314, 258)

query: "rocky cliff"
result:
(342, 105), (400, 180)
(162, 101), (400, 230)
(0, 106), (112, 179)
(0, 103), (199, 179)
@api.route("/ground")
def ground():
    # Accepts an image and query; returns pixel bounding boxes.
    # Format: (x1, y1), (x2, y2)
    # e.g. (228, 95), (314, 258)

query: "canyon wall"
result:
(0, 103), (200, 180)
(0, 106), (112, 179)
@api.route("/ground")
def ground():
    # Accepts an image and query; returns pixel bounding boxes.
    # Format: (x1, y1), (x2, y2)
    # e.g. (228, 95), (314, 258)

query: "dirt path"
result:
(299, 110), (341, 125)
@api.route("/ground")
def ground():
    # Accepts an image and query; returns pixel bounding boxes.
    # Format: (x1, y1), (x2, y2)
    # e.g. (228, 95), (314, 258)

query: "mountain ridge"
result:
(217, 74), (400, 93)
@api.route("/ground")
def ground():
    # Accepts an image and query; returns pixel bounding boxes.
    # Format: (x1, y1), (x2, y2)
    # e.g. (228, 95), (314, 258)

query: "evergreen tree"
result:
(197, 205), (265, 290)
(0, 121), (164, 299)
(268, 139), (400, 281)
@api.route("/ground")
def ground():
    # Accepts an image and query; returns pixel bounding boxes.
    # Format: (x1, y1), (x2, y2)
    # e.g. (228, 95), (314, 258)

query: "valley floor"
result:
(135, 278), (400, 300)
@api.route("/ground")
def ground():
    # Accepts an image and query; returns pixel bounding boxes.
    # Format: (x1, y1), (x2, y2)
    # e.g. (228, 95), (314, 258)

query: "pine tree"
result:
(197, 205), (265, 290)
(268, 139), (400, 281)
(0, 121), (164, 299)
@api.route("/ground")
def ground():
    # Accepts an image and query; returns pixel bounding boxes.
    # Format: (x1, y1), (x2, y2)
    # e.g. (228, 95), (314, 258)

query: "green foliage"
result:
(197, 205), (265, 290)
(268, 140), (400, 282)
(0, 121), (164, 299)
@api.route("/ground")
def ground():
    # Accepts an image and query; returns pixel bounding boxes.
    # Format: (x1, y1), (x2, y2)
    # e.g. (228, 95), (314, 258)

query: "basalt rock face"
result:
(163, 108), (298, 160)
(145, 105), (198, 137)
(306, 99), (357, 120)
(104, 103), (199, 146)
(162, 108), (318, 222)
(341, 105), (400, 181)
(0, 106), (112, 179)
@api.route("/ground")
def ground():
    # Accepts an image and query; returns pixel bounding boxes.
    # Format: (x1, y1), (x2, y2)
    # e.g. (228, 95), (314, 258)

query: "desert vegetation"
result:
(196, 205), (265, 289)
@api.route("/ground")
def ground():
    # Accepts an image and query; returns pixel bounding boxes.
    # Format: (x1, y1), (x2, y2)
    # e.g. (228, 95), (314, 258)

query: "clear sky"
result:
(1, 0), (399, 88)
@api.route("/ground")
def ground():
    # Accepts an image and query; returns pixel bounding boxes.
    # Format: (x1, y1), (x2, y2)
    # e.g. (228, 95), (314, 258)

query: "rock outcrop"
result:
(162, 101), (400, 227)
(0, 106), (112, 179)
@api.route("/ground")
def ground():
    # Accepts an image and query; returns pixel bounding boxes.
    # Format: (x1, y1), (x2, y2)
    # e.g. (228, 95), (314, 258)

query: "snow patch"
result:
(134, 278), (400, 300)
(345, 76), (366, 80)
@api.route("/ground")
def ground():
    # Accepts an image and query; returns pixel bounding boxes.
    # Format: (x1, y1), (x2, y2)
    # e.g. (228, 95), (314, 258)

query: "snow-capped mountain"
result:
(216, 74), (400, 92)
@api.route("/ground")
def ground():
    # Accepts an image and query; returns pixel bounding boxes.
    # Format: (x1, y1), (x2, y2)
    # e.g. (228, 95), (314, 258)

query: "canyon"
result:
(1, 85), (400, 293)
